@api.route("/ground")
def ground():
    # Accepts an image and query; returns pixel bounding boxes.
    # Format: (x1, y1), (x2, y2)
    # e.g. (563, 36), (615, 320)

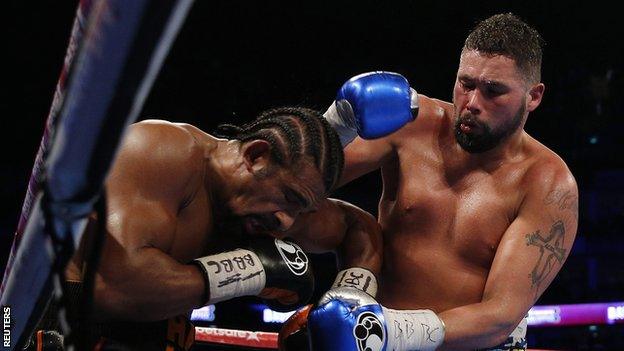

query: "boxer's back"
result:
(376, 96), (561, 312)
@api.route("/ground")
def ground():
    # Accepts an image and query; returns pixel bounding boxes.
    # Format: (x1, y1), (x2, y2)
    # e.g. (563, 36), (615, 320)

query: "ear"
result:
(242, 139), (272, 173)
(527, 83), (545, 112)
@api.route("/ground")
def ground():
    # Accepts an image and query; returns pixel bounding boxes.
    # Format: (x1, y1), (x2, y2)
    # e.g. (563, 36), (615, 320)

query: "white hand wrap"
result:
(382, 307), (445, 351)
(323, 101), (358, 147)
(194, 249), (266, 304)
(332, 267), (378, 297)
(409, 87), (419, 110)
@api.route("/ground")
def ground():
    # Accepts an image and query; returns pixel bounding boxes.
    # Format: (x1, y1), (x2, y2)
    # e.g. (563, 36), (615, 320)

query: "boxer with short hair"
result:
(26, 106), (380, 350)
(283, 13), (579, 351)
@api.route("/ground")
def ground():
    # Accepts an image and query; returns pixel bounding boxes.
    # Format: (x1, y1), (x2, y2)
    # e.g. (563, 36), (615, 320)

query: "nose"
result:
(465, 90), (481, 115)
(274, 210), (297, 231)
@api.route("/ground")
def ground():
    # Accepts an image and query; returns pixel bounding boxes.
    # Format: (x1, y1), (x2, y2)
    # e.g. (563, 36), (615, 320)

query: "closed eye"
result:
(459, 80), (476, 91)
(283, 187), (309, 210)
(483, 80), (509, 96)
(485, 87), (504, 97)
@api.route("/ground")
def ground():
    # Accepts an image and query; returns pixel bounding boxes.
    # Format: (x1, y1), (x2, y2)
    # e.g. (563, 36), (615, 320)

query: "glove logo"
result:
(353, 311), (385, 351)
(274, 239), (309, 276)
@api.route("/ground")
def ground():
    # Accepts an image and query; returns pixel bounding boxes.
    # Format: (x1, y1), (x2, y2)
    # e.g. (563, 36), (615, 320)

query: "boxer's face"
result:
(229, 141), (325, 235)
(452, 50), (543, 153)
(238, 164), (324, 235)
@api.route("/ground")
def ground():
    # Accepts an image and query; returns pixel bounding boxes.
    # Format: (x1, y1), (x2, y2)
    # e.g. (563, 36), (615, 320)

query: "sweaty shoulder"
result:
(389, 94), (453, 142)
(109, 120), (207, 202)
(418, 94), (454, 125)
(520, 136), (577, 198)
(123, 119), (207, 165)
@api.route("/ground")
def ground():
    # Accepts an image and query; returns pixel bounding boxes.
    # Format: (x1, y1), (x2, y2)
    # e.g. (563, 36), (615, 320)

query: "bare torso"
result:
(66, 122), (217, 281)
(371, 97), (553, 312)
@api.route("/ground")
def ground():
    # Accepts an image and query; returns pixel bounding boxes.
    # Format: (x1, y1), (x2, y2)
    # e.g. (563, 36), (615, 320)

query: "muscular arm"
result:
(339, 95), (448, 186)
(92, 120), (206, 321)
(340, 137), (394, 186)
(437, 162), (579, 350)
(285, 198), (383, 275)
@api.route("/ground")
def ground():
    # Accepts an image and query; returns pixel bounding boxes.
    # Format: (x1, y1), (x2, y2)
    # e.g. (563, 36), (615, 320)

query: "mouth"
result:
(458, 117), (479, 133)
(244, 217), (266, 234)
(243, 215), (278, 235)
(460, 122), (475, 133)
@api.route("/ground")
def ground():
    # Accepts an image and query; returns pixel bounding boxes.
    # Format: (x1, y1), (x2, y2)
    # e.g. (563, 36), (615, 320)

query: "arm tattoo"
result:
(544, 189), (578, 215)
(525, 220), (567, 298)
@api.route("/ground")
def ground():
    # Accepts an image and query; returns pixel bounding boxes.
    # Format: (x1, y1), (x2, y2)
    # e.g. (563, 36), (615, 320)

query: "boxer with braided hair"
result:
(39, 106), (383, 350)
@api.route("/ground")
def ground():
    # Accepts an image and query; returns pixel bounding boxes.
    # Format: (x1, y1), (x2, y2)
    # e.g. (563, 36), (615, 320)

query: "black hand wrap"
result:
(245, 237), (315, 312)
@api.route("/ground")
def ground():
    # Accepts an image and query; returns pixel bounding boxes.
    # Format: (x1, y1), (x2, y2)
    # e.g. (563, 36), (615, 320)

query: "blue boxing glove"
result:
(324, 71), (419, 147)
(308, 287), (445, 351)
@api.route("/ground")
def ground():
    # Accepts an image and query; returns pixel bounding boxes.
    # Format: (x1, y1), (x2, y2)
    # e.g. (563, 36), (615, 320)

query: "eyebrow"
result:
(484, 79), (506, 88)
(458, 74), (507, 88)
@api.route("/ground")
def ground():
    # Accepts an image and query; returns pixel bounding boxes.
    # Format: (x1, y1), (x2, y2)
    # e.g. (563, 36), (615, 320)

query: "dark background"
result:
(3, 1), (623, 350)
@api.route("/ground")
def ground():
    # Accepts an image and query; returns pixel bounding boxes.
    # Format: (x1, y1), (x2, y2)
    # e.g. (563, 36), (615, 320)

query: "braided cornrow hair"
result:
(215, 107), (344, 193)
